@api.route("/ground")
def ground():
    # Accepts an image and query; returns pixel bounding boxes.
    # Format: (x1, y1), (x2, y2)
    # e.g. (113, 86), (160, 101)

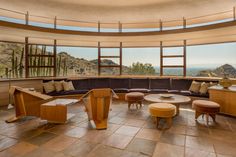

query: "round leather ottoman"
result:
(148, 103), (176, 129)
(125, 92), (144, 109)
(192, 100), (220, 125)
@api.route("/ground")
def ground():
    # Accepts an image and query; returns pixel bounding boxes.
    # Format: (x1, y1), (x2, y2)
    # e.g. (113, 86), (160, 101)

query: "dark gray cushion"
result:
(130, 78), (149, 89)
(47, 89), (89, 96)
(110, 78), (130, 89)
(89, 78), (110, 89)
(129, 88), (150, 93)
(171, 79), (192, 90)
(149, 89), (169, 93)
(71, 79), (90, 90)
(150, 78), (171, 89)
(113, 88), (129, 93)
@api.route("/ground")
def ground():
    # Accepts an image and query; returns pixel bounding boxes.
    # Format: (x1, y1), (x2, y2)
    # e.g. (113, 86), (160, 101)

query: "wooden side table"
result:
(40, 99), (78, 123)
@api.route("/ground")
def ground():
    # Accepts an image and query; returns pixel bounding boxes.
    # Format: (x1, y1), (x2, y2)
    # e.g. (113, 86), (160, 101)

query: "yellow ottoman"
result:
(148, 103), (176, 129)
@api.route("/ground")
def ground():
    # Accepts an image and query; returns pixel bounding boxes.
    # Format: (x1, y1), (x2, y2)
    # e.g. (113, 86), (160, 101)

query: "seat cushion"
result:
(125, 92), (144, 101)
(149, 89), (169, 93)
(47, 89), (89, 96)
(113, 88), (129, 93)
(148, 103), (176, 118)
(192, 100), (220, 109)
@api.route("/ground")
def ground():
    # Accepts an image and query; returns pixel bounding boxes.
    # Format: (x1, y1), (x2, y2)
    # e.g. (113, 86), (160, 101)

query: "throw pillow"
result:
(63, 81), (75, 91)
(43, 81), (55, 93)
(199, 82), (209, 94)
(54, 81), (64, 92)
(189, 81), (201, 93)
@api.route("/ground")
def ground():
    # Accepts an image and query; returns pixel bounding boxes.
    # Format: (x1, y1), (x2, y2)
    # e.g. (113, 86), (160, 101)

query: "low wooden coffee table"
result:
(144, 94), (191, 115)
(40, 98), (78, 123)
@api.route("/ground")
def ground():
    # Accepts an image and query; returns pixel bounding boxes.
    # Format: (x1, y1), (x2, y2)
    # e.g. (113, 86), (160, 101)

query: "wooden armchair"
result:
(6, 86), (52, 123)
(80, 88), (118, 130)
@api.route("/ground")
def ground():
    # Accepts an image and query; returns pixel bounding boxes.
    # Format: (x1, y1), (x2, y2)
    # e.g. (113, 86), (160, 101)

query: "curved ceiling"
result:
(0, 0), (236, 22)
(1, 20), (236, 47)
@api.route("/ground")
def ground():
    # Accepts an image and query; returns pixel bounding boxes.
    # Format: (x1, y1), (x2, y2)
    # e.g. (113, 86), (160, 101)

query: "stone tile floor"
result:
(0, 100), (236, 157)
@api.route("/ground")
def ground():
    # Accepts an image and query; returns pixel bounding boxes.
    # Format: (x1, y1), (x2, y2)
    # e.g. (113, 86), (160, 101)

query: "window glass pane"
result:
(163, 58), (183, 66)
(122, 48), (160, 75)
(187, 42), (236, 78)
(163, 68), (183, 76)
(57, 46), (98, 76)
(0, 42), (25, 79)
(28, 45), (54, 77)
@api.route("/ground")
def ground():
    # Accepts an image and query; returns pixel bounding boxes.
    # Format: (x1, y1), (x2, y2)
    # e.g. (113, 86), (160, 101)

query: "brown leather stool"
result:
(192, 100), (220, 125)
(125, 92), (144, 109)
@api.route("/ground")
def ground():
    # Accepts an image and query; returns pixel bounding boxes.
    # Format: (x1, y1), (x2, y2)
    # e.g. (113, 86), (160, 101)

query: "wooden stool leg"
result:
(195, 110), (202, 120)
(209, 114), (216, 122)
(128, 102), (131, 110)
(206, 114), (209, 125)
(166, 118), (172, 129)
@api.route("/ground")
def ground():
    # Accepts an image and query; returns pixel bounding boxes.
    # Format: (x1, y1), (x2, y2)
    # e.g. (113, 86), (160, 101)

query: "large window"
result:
(28, 45), (55, 77)
(56, 46), (98, 76)
(122, 48), (160, 75)
(187, 42), (236, 78)
(0, 42), (25, 79)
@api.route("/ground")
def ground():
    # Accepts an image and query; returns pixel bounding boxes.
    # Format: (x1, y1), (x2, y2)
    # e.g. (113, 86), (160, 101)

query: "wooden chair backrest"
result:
(89, 88), (112, 121)
(10, 86), (52, 117)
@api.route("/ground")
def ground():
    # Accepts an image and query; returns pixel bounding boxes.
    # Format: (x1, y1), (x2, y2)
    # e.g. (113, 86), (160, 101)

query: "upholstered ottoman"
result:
(125, 92), (144, 109)
(148, 103), (176, 129)
(192, 100), (220, 125)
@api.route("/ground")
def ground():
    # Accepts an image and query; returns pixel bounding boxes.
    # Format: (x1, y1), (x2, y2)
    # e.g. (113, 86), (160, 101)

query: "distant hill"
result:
(197, 64), (236, 78)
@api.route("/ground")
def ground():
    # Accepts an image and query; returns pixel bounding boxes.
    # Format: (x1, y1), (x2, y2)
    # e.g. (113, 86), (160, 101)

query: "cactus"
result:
(57, 55), (61, 76)
(11, 50), (15, 77)
(63, 58), (67, 76)
(19, 47), (24, 78)
(15, 57), (18, 78)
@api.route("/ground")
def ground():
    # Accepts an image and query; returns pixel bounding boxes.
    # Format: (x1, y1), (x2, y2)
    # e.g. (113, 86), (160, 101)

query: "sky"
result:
(1, 16), (236, 68)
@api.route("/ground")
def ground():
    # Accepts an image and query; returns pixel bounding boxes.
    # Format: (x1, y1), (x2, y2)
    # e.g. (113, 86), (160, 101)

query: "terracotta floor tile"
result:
(124, 119), (146, 127)
(126, 138), (157, 156)
(8, 141), (38, 156)
(109, 117), (127, 125)
(115, 125), (140, 136)
(81, 130), (113, 143)
(102, 133), (133, 149)
(153, 142), (184, 157)
(159, 132), (185, 146)
(23, 147), (56, 157)
(0, 136), (18, 151)
(47, 124), (76, 135)
(212, 139), (236, 156)
(135, 128), (162, 141)
(120, 150), (149, 157)
(42, 135), (77, 152)
(27, 132), (57, 146)
(185, 136), (214, 152)
(185, 147), (216, 157)
(63, 140), (97, 157)
(0, 100), (236, 157)
(186, 126), (210, 137)
(65, 127), (88, 138)
(166, 125), (187, 135)
(87, 144), (123, 157)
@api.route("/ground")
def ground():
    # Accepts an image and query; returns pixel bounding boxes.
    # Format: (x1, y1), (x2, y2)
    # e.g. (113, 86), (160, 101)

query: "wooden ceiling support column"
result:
(160, 41), (163, 76)
(183, 40), (187, 76)
(120, 42), (122, 75)
(98, 42), (101, 75)
(53, 39), (57, 77)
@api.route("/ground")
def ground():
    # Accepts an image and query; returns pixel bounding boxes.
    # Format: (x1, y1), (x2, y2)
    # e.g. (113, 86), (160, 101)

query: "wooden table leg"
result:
(175, 104), (180, 116)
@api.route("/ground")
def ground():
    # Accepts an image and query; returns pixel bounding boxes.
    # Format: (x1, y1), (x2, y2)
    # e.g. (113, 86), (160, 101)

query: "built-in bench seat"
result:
(43, 77), (218, 98)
